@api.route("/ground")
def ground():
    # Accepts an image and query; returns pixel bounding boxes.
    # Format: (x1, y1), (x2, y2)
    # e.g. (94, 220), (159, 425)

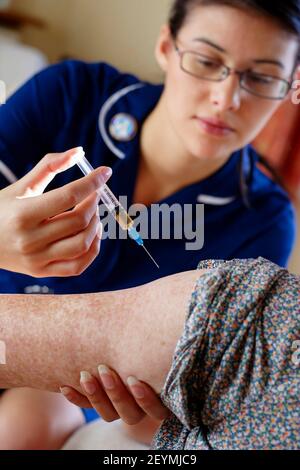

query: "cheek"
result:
(164, 69), (209, 124)
(239, 100), (281, 143)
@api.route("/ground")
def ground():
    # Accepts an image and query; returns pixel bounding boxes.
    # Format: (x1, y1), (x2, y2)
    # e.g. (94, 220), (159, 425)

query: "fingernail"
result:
(60, 386), (72, 397)
(72, 146), (84, 154)
(70, 147), (85, 163)
(80, 371), (96, 395)
(98, 167), (112, 182)
(97, 221), (103, 240)
(98, 365), (115, 390)
(127, 376), (145, 399)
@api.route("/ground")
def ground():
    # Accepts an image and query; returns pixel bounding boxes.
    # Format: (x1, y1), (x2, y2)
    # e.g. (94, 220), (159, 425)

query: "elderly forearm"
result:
(0, 269), (200, 393)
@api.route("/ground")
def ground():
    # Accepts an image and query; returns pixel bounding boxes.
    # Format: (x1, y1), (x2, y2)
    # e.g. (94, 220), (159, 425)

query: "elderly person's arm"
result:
(0, 269), (201, 394)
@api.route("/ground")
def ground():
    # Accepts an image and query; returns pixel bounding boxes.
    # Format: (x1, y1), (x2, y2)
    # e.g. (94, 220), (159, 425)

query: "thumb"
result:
(16, 147), (83, 198)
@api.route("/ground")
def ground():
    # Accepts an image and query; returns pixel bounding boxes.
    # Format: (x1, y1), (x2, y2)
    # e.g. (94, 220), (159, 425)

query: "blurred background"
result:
(0, 0), (299, 273)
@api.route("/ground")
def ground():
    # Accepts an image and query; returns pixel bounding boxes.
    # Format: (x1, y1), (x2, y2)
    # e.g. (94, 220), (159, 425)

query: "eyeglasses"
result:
(174, 43), (292, 100)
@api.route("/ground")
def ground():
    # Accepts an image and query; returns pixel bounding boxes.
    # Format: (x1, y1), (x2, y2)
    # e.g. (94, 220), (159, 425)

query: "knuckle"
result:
(71, 264), (85, 277)
(43, 153), (53, 167)
(43, 153), (52, 162)
(73, 212), (89, 231)
(12, 214), (28, 232)
(16, 237), (33, 255)
(42, 154), (57, 175)
(77, 237), (91, 255)
(62, 191), (77, 210)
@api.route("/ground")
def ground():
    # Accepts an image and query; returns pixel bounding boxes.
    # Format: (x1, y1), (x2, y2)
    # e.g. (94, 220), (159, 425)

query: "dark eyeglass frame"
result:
(174, 42), (292, 100)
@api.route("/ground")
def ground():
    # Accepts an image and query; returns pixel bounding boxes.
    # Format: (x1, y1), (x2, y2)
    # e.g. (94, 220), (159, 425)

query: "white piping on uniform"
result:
(197, 194), (235, 205)
(0, 160), (17, 184)
(98, 83), (145, 160)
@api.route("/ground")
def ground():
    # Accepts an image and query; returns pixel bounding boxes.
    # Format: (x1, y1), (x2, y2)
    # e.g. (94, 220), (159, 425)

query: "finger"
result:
(20, 165), (112, 222)
(126, 377), (171, 421)
(32, 212), (100, 264)
(19, 191), (100, 254)
(60, 386), (92, 409)
(18, 147), (85, 196)
(79, 372), (120, 422)
(97, 365), (146, 425)
(39, 234), (101, 277)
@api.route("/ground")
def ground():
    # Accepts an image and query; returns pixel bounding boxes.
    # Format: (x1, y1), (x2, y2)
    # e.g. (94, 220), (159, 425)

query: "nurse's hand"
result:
(0, 148), (112, 277)
(60, 366), (170, 425)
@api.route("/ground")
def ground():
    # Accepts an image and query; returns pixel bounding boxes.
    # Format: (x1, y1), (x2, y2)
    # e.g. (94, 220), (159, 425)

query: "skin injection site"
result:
(0, 0), (299, 458)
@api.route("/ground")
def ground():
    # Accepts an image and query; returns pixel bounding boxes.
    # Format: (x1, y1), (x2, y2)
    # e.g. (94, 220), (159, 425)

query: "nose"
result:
(210, 73), (241, 112)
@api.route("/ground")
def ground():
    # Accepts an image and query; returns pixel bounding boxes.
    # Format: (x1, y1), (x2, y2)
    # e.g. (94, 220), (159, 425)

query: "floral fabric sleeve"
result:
(152, 258), (300, 450)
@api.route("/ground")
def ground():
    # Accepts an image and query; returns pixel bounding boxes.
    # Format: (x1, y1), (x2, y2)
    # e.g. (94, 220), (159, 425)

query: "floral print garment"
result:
(152, 258), (300, 450)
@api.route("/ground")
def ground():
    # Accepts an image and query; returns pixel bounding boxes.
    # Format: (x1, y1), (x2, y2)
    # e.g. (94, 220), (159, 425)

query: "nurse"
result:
(0, 0), (299, 450)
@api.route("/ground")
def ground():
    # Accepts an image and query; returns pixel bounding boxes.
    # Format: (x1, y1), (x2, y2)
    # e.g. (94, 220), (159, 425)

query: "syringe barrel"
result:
(97, 185), (120, 213)
(76, 156), (94, 176)
(76, 152), (134, 231)
(76, 153), (118, 211)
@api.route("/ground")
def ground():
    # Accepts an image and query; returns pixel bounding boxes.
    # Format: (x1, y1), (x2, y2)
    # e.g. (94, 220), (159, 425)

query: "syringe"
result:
(75, 148), (159, 269)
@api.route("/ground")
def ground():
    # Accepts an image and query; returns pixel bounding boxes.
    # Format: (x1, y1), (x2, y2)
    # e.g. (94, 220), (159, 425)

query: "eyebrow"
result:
(192, 37), (285, 69)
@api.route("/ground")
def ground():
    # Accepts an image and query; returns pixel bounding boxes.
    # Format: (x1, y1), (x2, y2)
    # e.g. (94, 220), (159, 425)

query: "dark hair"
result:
(169, 0), (300, 60)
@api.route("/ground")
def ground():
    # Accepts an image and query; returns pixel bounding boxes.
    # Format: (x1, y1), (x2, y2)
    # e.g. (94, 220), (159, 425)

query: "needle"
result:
(142, 244), (160, 269)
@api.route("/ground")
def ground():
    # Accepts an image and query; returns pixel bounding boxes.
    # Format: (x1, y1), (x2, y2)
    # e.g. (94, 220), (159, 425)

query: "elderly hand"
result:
(60, 365), (170, 425)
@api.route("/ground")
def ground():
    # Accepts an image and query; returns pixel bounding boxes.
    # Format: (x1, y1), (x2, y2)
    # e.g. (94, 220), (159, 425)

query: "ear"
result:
(155, 24), (174, 72)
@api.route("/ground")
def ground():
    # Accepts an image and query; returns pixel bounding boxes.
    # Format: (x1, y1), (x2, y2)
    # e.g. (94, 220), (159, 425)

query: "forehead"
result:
(180, 5), (298, 66)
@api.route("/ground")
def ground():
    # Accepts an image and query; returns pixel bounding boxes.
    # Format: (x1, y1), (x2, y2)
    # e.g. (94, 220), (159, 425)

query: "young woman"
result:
(0, 0), (299, 449)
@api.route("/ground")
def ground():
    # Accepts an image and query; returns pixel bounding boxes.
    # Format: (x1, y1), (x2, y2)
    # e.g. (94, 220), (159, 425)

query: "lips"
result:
(194, 116), (235, 137)
(198, 117), (235, 132)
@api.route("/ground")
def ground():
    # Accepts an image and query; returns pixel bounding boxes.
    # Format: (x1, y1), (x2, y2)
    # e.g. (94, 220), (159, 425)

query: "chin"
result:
(186, 138), (233, 162)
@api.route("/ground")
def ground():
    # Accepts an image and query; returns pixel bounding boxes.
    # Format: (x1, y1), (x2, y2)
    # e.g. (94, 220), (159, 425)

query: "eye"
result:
(196, 58), (220, 69)
(247, 73), (274, 85)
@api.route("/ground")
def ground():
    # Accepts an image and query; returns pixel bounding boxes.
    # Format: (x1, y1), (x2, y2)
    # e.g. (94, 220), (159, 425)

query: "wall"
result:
(11, 0), (171, 81)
